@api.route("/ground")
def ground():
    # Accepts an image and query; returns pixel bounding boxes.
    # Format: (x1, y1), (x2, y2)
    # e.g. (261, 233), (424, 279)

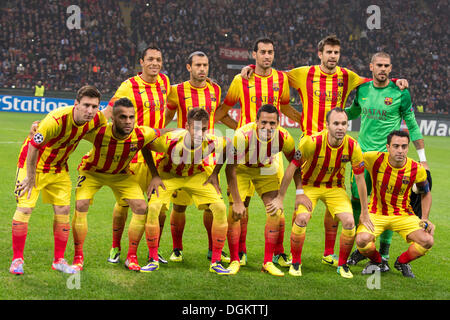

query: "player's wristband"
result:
(296, 189), (304, 195)
(417, 149), (427, 162)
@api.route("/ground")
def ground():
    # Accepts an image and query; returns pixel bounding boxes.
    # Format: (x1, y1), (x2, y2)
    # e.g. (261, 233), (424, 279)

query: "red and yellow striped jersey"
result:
(108, 72), (170, 163)
(287, 65), (367, 135)
(223, 68), (290, 128)
(292, 129), (364, 188)
(78, 124), (160, 174)
(108, 72), (170, 128)
(232, 122), (295, 168)
(167, 80), (221, 130)
(364, 151), (428, 216)
(151, 130), (226, 177)
(17, 106), (106, 173)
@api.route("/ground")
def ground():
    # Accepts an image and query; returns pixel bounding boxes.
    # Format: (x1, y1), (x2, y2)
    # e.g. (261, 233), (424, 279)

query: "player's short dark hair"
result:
(113, 97), (134, 109)
(256, 104), (279, 121)
(76, 85), (101, 102)
(187, 107), (210, 123)
(387, 130), (410, 145)
(326, 107), (347, 123)
(253, 37), (274, 52)
(141, 45), (162, 61)
(317, 34), (341, 52)
(187, 51), (208, 65)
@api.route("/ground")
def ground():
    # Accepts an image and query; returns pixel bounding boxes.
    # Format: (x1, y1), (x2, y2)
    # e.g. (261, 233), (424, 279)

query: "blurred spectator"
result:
(0, 0), (447, 114)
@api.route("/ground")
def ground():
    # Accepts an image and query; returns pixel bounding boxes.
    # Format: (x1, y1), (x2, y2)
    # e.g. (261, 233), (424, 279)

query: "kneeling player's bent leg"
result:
(12, 208), (32, 261)
(126, 199), (147, 260)
(145, 202), (163, 262)
(397, 229), (434, 265)
(72, 200), (90, 260)
(209, 202), (228, 264)
(290, 212), (311, 265)
(53, 205), (71, 262)
(335, 212), (356, 267)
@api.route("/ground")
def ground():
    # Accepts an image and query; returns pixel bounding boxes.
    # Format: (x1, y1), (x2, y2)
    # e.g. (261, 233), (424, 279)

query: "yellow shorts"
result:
(15, 167), (72, 208)
(296, 185), (352, 218)
(228, 166), (281, 203)
(114, 161), (153, 206)
(357, 213), (423, 243)
(170, 165), (216, 207)
(76, 170), (145, 204)
(151, 171), (224, 211)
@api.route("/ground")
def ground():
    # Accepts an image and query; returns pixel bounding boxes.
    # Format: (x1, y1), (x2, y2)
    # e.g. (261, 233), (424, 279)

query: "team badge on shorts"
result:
(384, 97), (393, 105)
(33, 133), (44, 144)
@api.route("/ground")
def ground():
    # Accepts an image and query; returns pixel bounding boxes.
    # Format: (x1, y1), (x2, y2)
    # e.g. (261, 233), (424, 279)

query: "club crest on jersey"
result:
(161, 84), (167, 94)
(384, 97), (393, 105)
(337, 78), (344, 87)
(273, 83), (279, 92)
(33, 133), (44, 144)
(402, 176), (410, 185)
(130, 144), (138, 152)
(210, 94), (217, 102)
(341, 155), (350, 162)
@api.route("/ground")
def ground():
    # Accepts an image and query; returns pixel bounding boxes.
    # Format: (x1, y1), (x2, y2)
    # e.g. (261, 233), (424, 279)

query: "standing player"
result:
(163, 51), (232, 263)
(142, 108), (230, 275)
(103, 46), (171, 265)
(214, 37), (301, 267)
(226, 104), (296, 276)
(11, 86), (105, 275)
(242, 34), (408, 267)
(71, 98), (166, 271)
(268, 108), (369, 278)
(345, 52), (428, 269)
(356, 131), (434, 278)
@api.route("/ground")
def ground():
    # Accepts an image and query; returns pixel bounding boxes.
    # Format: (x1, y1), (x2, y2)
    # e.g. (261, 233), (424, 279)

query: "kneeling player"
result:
(356, 130), (434, 278)
(226, 104), (296, 276)
(142, 108), (230, 275)
(71, 98), (164, 271)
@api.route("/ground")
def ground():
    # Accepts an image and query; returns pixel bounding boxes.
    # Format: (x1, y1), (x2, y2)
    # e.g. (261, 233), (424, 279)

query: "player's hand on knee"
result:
(266, 196), (283, 215)
(147, 176), (165, 198)
(295, 194), (312, 212)
(420, 219), (435, 236)
(232, 202), (246, 221)
(359, 211), (375, 232)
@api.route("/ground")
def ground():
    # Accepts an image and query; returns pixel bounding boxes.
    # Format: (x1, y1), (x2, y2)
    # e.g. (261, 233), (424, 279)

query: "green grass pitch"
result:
(0, 112), (449, 300)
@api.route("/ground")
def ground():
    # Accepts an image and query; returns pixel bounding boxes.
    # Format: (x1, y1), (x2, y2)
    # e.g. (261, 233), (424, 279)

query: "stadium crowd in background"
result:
(0, 0), (448, 114)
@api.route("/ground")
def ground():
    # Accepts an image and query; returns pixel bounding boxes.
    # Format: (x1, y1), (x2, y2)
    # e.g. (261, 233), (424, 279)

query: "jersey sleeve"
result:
(292, 135), (313, 167)
(346, 68), (367, 92)
(400, 90), (423, 142)
(345, 86), (362, 120)
(414, 164), (430, 193)
(167, 85), (179, 110)
(108, 80), (131, 107)
(30, 113), (62, 148)
(362, 151), (380, 174)
(281, 130), (296, 161)
(286, 66), (308, 90)
(148, 132), (171, 153)
(279, 72), (291, 105)
(350, 140), (365, 175)
(223, 75), (241, 107)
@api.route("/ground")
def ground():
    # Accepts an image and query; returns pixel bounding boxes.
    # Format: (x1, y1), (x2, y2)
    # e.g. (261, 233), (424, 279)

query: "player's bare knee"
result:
(294, 213), (310, 227)
(337, 212), (354, 229)
(17, 207), (33, 215)
(356, 233), (372, 248)
(173, 204), (187, 212)
(53, 205), (70, 215)
(76, 200), (90, 212)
